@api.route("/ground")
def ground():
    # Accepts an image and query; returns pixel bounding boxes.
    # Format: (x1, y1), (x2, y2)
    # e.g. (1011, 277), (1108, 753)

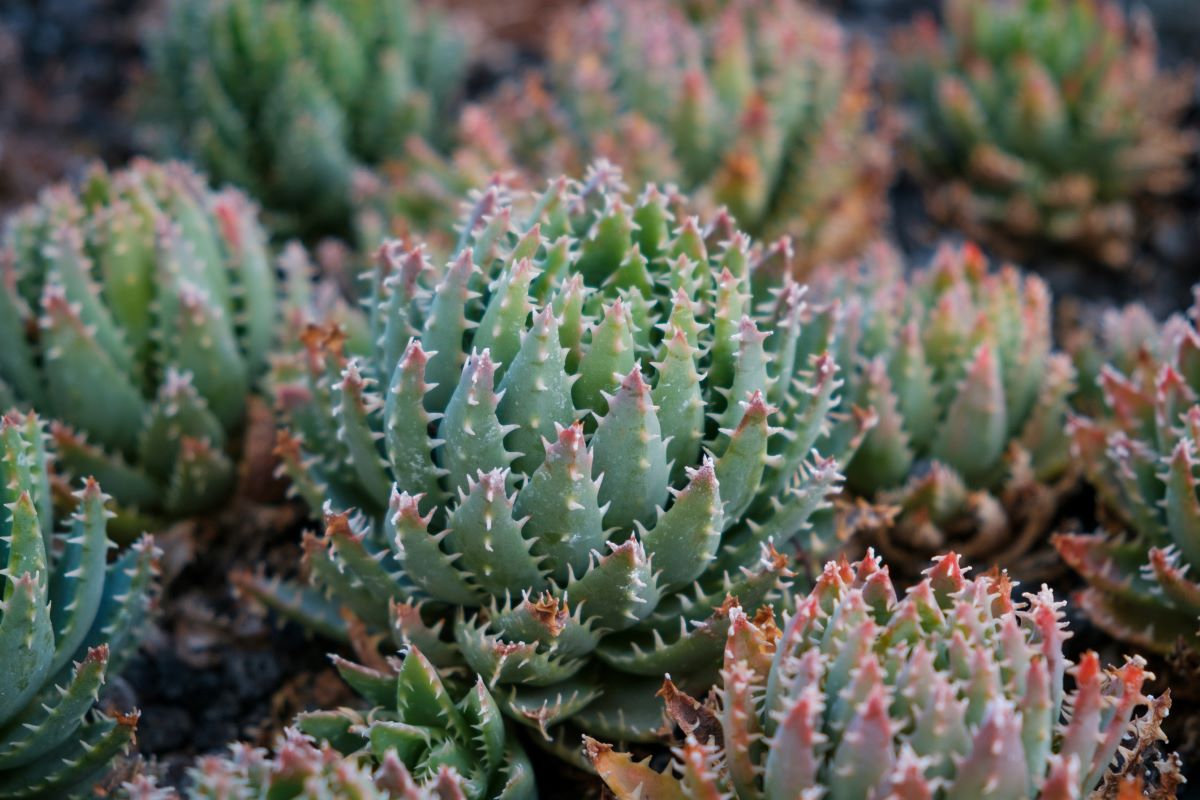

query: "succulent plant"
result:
(297, 646), (535, 799)
(800, 241), (1077, 578)
(0, 410), (158, 799)
(125, 646), (534, 800)
(358, 0), (893, 270)
(588, 551), (1182, 799)
(143, 0), (468, 238)
(1055, 290), (1200, 654)
(261, 165), (866, 749)
(896, 0), (1195, 267)
(0, 159), (277, 532)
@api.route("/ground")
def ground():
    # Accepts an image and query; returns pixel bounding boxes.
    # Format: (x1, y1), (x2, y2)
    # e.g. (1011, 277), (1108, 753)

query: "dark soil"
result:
(3, 0), (1199, 794)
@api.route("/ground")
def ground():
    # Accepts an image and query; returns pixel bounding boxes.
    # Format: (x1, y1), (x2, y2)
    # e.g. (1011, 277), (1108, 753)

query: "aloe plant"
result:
(358, 0), (893, 271)
(1057, 290), (1200, 654)
(897, 0), (1195, 266)
(125, 646), (534, 799)
(143, 0), (468, 238)
(0, 410), (158, 799)
(802, 241), (1076, 578)
(0, 159), (276, 532)
(253, 164), (866, 752)
(590, 551), (1181, 799)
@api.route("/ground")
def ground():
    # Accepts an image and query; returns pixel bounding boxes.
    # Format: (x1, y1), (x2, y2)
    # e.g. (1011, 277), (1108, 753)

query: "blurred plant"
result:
(896, 0), (1195, 267)
(801, 241), (1076, 579)
(358, 0), (893, 270)
(0, 159), (276, 533)
(143, 0), (468, 238)
(125, 646), (534, 799)
(1056, 290), (1200, 654)
(250, 164), (867, 753)
(589, 551), (1182, 799)
(0, 410), (158, 800)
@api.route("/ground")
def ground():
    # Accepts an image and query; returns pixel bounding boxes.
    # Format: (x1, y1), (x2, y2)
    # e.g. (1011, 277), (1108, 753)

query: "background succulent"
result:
(258, 165), (868, 753)
(589, 551), (1181, 799)
(125, 645), (534, 800)
(143, 0), (468, 238)
(896, 0), (1195, 267)
(0, 410), (158, 799)
(802, 241), (1076, 579)
(0, 159), (276, 533)
(1056, 290), (1200, 654)
(358, 0), (893, 271)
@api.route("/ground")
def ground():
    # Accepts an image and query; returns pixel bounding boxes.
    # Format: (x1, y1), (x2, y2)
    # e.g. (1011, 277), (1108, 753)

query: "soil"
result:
(1, 0), (1198, 795)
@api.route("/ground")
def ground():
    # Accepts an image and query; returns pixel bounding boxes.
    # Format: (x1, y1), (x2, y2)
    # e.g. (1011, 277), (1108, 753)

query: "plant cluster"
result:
(589, 551), (1182, 799)
(897, 0), (1195, 266)
(123, 646), (532, 800)
(257, 167), (868, 750)
(358, 0), (893, 270)
(802, 241), (1076, 578)
(0, 411), (158, 800)
(144, 0), (468, 237)
(1056, 294), (1200, 655)
(0, 159), (276, 533)
(0, 0), (1193, 794)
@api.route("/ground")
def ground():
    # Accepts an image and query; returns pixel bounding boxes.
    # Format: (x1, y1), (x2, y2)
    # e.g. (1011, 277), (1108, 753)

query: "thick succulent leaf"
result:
(0, 415), (52, 549)
(0, 713), (136, 799)
(0, 495), (54, 728)
(212, 191), (275, 375)
(473, 260), (538, 376)
(586, 737), (687, 800)
(438, 352), (515, 496)
(512, 424), (605, 584)
(1162, 441), (1200, 569)
(384, 341), (444, 510)
(653, 323), (706, 484)
(330, 361), (392, 510)
(574, 300), (636, 418)
(713, 391), (771, 528)
(640, 459), (723, 593)
(46, 480), (109, 677)
(0, 646), (107, 770)
(590, 368), (669, 531)
(565, 540), (659, 634)
(154, 227), (248, 429)
(389, 491), (479, 607)
(39, 287), (147, 457)
(396, 647), (469, 740)
(444, 470), (546, 599)
(497, 307), (575, 475)
(77, 536), (157, 675)
(42, 227), (135, 379)
(421, 251), (478, 413)
(0, 278), (42, 409)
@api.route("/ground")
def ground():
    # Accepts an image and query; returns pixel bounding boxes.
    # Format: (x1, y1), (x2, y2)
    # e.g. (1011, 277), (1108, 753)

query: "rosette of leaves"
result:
(358, 0), (892, 270)
(143, 0), (468, 238)
(802, 241), (1077, 579)
(1055, 291), (1200, 654)
(261, 166), (866, 750)
(125, 646), (534, 800)
(589, 551), (1182, 799)
(0, 410), (158, 799)
(0, 159), (276, 533)
(896, 0), (1195, 267)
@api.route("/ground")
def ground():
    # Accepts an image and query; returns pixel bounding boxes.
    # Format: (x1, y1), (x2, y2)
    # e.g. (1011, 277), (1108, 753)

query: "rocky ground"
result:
(1, 0), (1198, 793)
